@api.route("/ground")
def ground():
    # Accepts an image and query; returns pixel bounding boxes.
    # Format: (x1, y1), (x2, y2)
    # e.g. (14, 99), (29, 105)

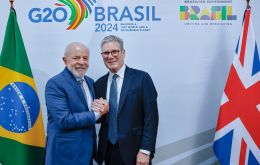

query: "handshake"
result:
(91, 98), (109, 116)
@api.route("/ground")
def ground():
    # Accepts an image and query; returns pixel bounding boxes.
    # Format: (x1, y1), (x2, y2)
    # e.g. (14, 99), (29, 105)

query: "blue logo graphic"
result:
(0, 82), (40, 133)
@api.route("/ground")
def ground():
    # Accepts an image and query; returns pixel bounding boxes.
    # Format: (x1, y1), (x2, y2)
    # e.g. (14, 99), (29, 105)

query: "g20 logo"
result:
(28, 7), (67, 23)
(28, 0), (94, 30)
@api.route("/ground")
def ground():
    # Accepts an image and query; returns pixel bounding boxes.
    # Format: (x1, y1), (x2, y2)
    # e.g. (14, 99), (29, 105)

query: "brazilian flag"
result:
(0, 7), (45, 165)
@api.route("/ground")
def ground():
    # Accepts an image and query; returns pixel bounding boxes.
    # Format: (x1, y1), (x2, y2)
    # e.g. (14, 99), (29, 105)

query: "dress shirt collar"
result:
(108, 64), (126, 79)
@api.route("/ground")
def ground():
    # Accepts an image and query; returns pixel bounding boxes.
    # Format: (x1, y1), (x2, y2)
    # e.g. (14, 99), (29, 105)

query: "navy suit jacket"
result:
(44, 68), (96, 165)
(95, 66), (159, 164)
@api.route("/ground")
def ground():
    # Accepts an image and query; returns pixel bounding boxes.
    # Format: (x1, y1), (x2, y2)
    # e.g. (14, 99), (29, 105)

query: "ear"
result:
(122, 49), (126, 57)
(63, 57), (67, 65)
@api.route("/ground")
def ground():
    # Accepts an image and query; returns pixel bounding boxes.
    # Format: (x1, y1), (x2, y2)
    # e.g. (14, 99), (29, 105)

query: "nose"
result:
(107, 52), (114, 58)
(78, 57), (85, 64)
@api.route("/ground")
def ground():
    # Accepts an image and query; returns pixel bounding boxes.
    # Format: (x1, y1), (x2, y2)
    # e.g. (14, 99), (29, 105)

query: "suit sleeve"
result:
(141, 73), (159, 153)
(45, 80), (96, 130)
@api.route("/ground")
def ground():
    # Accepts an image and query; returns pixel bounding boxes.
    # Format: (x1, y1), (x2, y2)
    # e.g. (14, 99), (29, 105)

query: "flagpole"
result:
(9, 0), (14, 8)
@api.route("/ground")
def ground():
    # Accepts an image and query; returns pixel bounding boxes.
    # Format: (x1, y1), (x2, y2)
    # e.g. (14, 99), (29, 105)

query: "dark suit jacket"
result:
(95, 66), (159, 164)
(44, 67), (96, 165)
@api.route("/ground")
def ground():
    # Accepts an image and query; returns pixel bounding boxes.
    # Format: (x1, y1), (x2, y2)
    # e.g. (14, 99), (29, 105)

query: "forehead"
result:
(102, 41), (120, 50)
(68, 46), (89, 57)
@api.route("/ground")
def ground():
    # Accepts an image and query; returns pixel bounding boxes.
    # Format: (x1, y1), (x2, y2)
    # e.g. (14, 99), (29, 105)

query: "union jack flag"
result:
(213, 8), (260, 165)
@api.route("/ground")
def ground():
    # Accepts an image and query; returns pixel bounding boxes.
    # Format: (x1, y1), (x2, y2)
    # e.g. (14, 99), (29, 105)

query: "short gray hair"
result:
(101, 35), (124, 50)
(64, 42), (89, 57)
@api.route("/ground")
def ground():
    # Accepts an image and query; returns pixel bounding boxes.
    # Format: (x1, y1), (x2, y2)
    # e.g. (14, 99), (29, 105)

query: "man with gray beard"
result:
(44, 42), (109, 165)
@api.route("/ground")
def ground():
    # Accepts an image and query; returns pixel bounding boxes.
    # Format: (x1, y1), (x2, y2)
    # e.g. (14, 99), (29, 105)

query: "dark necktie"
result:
(108, 74), (119, 144)
(79, 79), (88, 105)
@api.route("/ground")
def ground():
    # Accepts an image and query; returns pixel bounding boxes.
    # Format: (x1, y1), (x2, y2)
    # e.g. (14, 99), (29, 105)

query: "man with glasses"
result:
(93, 35), (159, 165)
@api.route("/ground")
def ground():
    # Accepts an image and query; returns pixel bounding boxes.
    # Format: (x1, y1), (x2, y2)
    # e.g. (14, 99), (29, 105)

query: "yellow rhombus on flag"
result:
(0, 7), (45, 165)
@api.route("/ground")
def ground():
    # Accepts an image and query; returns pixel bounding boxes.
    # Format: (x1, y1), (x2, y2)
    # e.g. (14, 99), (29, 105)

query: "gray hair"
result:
(101, 35), (124, 50)
(64, 42), (89, 57)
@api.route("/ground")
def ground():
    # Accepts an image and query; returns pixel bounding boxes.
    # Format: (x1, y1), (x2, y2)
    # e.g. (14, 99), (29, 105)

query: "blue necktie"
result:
(108, 74), (119, 144)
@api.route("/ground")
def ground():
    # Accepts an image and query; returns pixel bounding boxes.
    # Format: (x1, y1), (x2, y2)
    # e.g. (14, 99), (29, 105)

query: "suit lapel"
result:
(84, 76), (95, 101)
(118, 67), (133, 114)
(100, 74), (109, 99)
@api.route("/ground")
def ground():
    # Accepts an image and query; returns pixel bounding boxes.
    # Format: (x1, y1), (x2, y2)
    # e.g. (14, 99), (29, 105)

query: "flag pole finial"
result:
(246, 0), (251, 10)
(10, 0), (14, 8)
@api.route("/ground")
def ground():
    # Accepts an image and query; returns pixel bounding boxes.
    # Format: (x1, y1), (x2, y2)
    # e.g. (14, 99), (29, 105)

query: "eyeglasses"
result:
(101, 50), (120, 57)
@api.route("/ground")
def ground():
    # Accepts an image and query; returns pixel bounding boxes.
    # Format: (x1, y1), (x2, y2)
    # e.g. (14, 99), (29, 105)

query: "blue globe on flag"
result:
(0, 82), (40, 133)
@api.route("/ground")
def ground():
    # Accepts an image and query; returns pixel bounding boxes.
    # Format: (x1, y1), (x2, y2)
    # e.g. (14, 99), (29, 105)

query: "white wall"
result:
(1, 0), (260, 164)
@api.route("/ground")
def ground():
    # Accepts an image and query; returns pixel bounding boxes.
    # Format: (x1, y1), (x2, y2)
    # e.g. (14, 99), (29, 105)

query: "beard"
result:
(67, 65), (87, 78)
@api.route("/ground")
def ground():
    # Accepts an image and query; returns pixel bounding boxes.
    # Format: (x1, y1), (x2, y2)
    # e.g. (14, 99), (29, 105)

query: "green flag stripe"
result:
(0, 137), (45, 165)
(0, 8), (33, 78)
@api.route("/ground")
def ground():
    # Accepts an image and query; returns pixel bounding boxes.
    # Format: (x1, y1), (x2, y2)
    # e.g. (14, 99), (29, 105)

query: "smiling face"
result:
(101, 41), (125, 73)
(63, 43), (89, 78)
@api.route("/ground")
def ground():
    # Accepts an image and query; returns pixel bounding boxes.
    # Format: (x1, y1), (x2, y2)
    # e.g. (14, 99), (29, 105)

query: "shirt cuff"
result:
(140, 149), (151, 156)
(94, 112), (100, 120)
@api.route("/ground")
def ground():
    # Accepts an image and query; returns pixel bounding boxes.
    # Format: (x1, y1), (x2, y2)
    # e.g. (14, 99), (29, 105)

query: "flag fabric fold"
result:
(0, 7), (45, 165)
(213, 8), (260, 165)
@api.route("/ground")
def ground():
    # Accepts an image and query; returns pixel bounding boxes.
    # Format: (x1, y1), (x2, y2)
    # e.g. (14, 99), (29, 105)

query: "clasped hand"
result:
(91, 98), (109, 116)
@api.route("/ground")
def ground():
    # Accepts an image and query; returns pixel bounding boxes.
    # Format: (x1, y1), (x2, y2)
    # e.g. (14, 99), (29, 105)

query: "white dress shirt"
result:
(80, 78), (93, 110)
(106, 64), (126, 104)
(78, 77), (101, 120)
